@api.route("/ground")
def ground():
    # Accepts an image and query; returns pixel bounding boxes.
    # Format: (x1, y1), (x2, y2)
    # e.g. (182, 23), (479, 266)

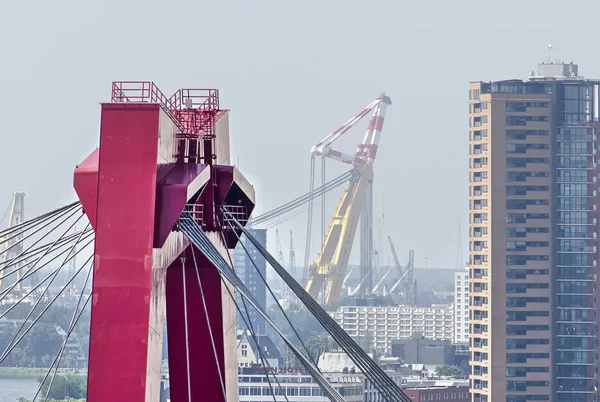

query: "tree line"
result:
(0, 303), (90, 368)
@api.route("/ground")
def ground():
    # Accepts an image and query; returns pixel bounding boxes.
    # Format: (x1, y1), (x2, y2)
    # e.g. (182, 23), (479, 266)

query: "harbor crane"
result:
(0, 191), (27, 291)
(305, 94), (391, 305)
(388, 236), (417, 306)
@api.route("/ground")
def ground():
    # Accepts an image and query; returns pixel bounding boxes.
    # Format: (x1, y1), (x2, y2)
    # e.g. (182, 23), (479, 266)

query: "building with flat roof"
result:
(390, 339), (456, 366)
(331, 304), (454, 355)
(469, 60), (600, 402)
(454, 269), (469, 344)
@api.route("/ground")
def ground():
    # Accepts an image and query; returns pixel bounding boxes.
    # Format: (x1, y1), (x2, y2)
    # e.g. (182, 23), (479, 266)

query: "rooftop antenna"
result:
(547, 44), (553, 63)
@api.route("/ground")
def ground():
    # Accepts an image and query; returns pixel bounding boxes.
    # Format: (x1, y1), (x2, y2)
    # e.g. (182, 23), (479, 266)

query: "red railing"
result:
(110, 82), (219, 139)
(183, 204), (248, 229)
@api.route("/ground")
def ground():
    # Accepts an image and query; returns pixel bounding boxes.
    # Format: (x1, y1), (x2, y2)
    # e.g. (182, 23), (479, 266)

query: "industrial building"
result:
(468, 60), (600, 402)
(331, 304), (454, 355)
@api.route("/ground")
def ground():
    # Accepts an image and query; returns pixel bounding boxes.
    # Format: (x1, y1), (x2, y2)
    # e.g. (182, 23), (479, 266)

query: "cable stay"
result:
(0, 200), (94, 401)
(0, 235), (95, 317)
(34, 259), (93, 402)
(225, 211), (412, 402)
(0, 202), (85, 294)
(252, 170), (352, 228)
(0, 201), (81, 240)
(216, 228), (289, 402)
(177, 216), (346, 402)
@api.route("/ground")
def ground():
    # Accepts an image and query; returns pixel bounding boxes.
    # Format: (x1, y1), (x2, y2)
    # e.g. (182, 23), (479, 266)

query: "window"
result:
(506, 171), (548, 182)
(506, 367), (550, 380)
(506, 269), (549, 279)
(505, 101), (550, 112)
(506, 255), (549, 265)
(506, 185), (549, 195)
(506, 199), (549, 209)
(506, 352), (550, 362)
(506, 283), (549, 293)
(506, 143), (549, 153)
(506, 130), (549, 140)
(506, 241), (549, 251)
(506, 325), (549, 335)
(506, 157), (549, 168)
(506, 213), (549, 223)
(506, 311), (549, 321)
(506, 227), (549, 237)
(506, 116), (549, 126)
(506, 339), (549, 349)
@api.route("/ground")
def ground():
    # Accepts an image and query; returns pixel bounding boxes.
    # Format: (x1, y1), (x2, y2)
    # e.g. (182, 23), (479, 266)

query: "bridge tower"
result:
(73, 82), (255, 402)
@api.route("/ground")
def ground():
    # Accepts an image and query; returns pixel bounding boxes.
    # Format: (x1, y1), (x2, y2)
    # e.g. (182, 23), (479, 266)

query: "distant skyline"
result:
(2, 0), (598, 268)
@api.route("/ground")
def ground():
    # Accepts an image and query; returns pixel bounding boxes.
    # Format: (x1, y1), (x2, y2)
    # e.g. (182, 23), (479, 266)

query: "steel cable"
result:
(0, 201), (81, 240)
(0, 205), (83, 296)
(253, 170), (350, 223)
(0, 203), (81, 270)
(0, 253), (93, 364)
(178, 217), (345, 402)
(0, 229), (92, 286)
(35, 259), (93, 402)
(0, 220), (90, 359)
(0, 229), (92, 277)
(228, 213), (411, 402)
(190, 248), (227, 401)
(216, 227), (285, 402)
(252, 170), (352, 226)
(238, 223), (408, 402)
(226, 278), (287, 402)
(0, 234), (94, 302)
(223, 218), (314, 364)
(0, 239), (92, 319)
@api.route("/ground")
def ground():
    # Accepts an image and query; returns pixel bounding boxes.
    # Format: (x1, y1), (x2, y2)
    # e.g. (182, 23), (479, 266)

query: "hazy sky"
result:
(1, 0), (596, 269)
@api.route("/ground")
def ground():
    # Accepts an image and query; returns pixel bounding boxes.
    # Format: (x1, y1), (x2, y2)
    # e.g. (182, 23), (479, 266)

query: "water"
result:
(0, 378), (38, 402)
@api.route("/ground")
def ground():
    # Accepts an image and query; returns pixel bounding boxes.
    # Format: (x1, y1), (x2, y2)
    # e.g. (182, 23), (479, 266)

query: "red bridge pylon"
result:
(73, 82), (255, 402)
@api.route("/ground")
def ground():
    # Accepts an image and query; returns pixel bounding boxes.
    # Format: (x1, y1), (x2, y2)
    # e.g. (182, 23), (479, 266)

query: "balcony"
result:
(556, 133), (596, 142)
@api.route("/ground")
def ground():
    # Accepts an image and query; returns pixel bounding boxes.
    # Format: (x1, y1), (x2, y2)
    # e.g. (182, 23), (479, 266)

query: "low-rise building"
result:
(237, 331), (283, 369)
(238, 368), (364, 402)
(390, 339), (455, 366)
(403, 385), (470, 402)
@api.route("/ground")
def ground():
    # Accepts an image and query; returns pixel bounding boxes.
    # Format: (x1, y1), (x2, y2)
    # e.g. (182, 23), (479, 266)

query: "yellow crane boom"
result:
(305, 164), (373, 305)
(304, 93), (391, 306)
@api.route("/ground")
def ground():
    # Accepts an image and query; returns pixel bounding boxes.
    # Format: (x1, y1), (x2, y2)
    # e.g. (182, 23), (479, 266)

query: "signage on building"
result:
(249, 366), (308, 375)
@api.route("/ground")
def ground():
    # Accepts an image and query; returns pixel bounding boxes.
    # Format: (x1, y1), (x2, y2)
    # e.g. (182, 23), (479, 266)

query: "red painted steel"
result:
(86, 103), (162, 401)
(74, 81), (255, 402)
(73, 149), (99, 230)
(166, 247), (226, 401)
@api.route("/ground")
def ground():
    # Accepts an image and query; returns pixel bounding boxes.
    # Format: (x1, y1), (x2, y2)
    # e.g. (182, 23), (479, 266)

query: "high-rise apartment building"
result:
(454, 269), (470, 344)
(469, 61), (600, 402)
(234, 228), (268, 334)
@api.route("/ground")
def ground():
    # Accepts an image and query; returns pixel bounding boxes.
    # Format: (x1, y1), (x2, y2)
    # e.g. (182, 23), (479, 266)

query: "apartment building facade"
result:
(454, 270), (470, 344)
(233, 228), (268, 333)
(332, 305), (454, 355)
(468, 61), (600, 402)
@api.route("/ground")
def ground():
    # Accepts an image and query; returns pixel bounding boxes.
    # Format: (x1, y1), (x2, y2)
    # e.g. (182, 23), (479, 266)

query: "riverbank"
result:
(0, 367), (87, 379)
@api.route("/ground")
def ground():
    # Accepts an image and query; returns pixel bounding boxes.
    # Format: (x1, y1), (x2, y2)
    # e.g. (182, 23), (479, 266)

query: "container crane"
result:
(305, 94), (392, 305)
(0, 192), (49, 300)
(0, 191), (27, 291)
